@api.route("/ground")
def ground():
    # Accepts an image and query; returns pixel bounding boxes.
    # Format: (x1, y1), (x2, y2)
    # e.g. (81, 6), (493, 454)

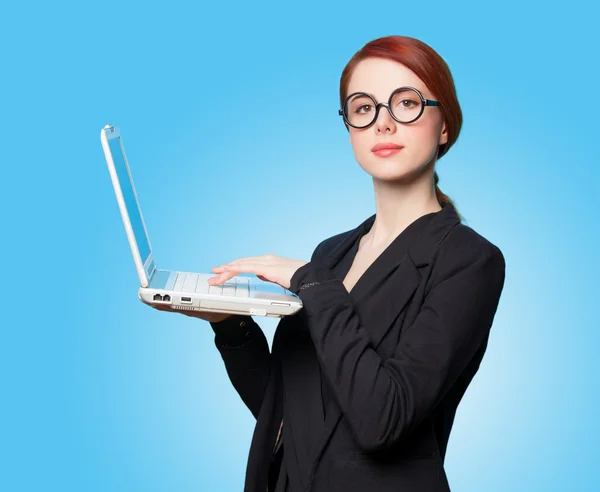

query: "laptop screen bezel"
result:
(101, 125), (156, 288)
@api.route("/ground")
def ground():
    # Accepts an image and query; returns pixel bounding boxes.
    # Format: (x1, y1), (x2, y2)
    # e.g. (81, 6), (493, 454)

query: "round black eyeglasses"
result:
(339, 86), (441, 129)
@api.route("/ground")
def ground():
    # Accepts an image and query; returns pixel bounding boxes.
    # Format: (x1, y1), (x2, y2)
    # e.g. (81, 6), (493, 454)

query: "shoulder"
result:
(444, 222), (504, 263)
(430, 222), (506, 288)
(442, 222), (503, 256)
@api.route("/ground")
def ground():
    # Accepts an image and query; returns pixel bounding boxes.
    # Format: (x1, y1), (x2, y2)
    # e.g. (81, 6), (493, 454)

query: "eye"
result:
(399, 99), (418, 108)
(355, 104), (373, 114)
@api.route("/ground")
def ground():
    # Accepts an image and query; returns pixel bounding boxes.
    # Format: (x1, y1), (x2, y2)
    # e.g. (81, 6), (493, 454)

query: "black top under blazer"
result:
(210, 201), (506, 492)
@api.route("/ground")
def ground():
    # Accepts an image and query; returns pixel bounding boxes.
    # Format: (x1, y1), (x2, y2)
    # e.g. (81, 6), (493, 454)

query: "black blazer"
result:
(210, 201), (506, 492)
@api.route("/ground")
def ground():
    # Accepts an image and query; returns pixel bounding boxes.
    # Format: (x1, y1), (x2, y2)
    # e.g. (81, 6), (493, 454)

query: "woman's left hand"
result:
(208, 254), (308, 290)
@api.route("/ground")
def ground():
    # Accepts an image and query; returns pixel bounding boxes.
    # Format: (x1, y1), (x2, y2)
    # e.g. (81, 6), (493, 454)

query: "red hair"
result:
(340, 35), (463, 216)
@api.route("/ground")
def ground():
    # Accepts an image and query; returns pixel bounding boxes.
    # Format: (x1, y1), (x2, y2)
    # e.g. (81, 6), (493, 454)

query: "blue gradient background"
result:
(1, 1), (598, 490)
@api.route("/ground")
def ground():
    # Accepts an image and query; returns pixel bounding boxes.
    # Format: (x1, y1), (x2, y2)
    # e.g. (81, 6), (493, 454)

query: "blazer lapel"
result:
(321, 248), (422, 350)
(354, 252), (422, 349)
(303, 202), (462, 486)
(317, 202), (462, 351)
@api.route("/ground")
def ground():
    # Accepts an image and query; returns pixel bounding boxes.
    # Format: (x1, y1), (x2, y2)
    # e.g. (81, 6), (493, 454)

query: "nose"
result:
(374, 103), (396, 133)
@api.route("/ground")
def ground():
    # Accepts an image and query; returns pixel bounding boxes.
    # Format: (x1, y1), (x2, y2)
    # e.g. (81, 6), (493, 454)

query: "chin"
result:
(365, 168), (421, 183)
(373, 172), (415, 183)
(360, 160), (415, 180)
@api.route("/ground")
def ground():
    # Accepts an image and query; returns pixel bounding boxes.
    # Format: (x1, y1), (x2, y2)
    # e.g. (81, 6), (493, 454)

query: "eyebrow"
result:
(350, 92), (374, 101)
(349, 93), (375, 103)
(349, 87), (424, 102)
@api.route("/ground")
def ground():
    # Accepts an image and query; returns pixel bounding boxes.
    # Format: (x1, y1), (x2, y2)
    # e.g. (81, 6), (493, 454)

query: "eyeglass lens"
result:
(344, 88), (423, 127)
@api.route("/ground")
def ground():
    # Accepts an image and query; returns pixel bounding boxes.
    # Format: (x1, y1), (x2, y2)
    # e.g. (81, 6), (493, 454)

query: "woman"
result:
(155, 35), (506, 492)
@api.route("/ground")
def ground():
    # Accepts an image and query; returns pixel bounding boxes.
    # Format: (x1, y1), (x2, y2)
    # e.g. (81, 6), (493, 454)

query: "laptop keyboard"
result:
(173, 273), (250, 298)
(209, 276), (250, 297)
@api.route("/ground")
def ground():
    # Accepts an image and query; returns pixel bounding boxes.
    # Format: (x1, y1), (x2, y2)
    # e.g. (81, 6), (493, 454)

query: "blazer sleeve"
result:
(288, 234), (506, 453)
(210, 314), (271, 420)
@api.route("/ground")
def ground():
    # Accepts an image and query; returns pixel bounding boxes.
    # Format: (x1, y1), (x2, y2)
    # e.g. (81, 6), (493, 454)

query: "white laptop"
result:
(100, 124), (303, 318)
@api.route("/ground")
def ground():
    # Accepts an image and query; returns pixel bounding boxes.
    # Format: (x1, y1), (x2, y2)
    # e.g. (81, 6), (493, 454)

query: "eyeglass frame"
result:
(338, 86), (441, 129)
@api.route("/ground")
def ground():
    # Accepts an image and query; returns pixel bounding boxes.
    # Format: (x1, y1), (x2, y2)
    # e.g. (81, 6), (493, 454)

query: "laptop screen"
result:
(108, 136), (152, 265)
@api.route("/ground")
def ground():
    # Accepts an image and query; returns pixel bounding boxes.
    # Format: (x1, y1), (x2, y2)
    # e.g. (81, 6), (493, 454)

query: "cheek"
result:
(349, 132), (372, 158)
(404, 124), (437, 147)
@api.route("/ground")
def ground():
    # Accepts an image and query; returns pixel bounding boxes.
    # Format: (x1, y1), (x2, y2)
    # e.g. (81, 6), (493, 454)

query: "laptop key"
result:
(235, 277), (250, 297)
(182, 273), (199, 293)
(174, 273), (186, 292)
(222, 284), (236, 296)
(209, 285), (223, 295)
(235, 284), (250, 297)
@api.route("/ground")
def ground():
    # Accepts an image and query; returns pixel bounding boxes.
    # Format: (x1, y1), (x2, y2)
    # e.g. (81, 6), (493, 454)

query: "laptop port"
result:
(163, 294), (171, 302)
(153, 294), (163, 301)
(181, 296), (192, 304)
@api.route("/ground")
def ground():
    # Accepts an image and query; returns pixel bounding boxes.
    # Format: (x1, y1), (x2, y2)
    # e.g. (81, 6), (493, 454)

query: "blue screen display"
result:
(108, 136), (151, 265)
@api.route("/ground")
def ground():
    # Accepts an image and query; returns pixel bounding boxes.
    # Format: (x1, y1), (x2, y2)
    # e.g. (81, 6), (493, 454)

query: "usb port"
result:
(181, 297), (192, 304)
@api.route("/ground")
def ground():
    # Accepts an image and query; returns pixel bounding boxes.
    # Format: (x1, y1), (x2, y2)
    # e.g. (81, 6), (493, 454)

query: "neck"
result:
(365, 165), (441, 249)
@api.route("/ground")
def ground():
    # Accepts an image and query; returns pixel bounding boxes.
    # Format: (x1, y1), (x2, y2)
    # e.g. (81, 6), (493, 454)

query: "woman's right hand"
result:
(141, 300), (233, 323)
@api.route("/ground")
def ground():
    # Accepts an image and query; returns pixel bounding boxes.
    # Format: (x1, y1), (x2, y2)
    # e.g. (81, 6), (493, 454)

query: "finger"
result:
(211, 263), (245, 273)
(208, 272), (238, 285)
(213, 262), (267, 273)
(221, 255), (275, 267)
(215, 258), (249, 268)
(223, 263), (264, 276)
(212, 257), (274, 276)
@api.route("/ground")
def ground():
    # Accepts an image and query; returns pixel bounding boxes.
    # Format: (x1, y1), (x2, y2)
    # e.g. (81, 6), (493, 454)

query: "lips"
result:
(371, 142), (404, 152)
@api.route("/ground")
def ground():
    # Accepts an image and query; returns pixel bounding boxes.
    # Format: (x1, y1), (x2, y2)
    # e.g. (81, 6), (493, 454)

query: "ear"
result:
(439, 121), (448, 146)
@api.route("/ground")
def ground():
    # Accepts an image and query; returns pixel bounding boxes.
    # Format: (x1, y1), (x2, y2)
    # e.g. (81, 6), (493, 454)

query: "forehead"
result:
(347, 57), (432, 100)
